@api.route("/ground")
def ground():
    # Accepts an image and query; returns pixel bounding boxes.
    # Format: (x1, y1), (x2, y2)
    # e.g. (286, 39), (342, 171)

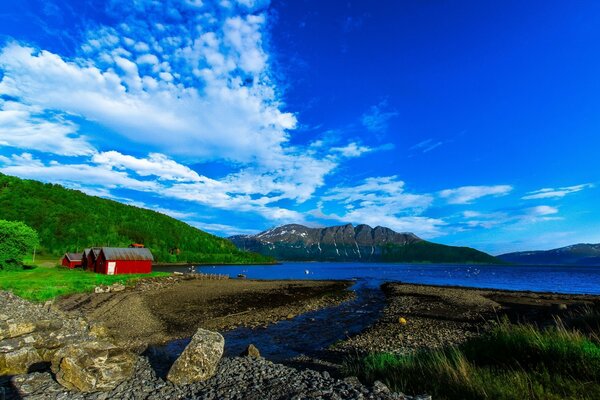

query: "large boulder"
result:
(167, 328), (224, 385)
(51, 341), (137, 392)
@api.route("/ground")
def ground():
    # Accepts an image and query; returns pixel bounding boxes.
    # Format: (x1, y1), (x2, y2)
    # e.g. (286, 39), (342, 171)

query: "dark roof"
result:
(100, 247), (154, 261)
(64, 252), (83, 261)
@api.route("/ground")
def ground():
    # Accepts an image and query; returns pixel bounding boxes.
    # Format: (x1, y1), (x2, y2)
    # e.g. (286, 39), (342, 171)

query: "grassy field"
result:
(0, 266), (170, 301)
(343, 319), (600, 400)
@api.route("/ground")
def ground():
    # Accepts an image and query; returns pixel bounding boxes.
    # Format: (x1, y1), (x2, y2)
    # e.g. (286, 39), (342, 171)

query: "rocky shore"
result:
(10, 355), (430, 400)
(335, 282), (600, 355)
(0, 287), (428, 400)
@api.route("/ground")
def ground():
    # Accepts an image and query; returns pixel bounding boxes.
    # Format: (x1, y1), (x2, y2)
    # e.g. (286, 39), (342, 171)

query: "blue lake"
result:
(194, 262), (600, 295)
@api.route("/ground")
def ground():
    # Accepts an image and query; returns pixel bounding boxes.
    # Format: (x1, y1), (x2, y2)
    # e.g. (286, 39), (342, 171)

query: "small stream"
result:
(148, 279), (385, 365)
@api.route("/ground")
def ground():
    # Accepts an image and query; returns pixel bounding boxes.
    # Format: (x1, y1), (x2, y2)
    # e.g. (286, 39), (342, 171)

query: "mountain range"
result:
(499, 244), (600, 266)
(229, 223), (502, 264)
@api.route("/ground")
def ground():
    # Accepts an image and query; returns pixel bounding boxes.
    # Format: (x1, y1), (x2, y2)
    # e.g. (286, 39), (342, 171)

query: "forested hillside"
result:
(0, 174), (272, 264)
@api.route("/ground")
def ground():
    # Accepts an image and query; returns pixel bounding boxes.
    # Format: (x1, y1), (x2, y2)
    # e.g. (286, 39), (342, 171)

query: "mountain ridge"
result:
(499, 243), (600, 266)
(229, 223), (502, 264)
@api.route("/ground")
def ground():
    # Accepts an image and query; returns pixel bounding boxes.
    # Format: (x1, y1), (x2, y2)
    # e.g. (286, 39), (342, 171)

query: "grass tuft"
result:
(343, 319), (600, 400)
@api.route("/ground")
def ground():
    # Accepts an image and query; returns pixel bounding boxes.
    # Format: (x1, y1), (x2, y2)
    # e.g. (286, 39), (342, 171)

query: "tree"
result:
(0, 219), (39, 270)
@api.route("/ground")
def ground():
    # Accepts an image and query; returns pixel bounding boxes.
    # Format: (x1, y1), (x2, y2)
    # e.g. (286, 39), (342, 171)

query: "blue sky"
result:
(0, 0), (598, 254)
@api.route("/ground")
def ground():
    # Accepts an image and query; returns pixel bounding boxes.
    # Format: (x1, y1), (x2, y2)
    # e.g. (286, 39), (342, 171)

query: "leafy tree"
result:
(0, 219), (39, 270)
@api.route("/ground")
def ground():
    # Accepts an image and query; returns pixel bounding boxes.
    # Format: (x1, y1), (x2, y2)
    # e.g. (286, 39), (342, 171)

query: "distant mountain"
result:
(499, 243), (600, 266)
(0, 173), (272, 264)
(229, 223), (502, 264)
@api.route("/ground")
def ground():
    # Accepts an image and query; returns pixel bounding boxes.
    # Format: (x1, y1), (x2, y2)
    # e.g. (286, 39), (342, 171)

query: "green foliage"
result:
(343, 320), (600, 399)
(381, 241), (503, 264)
(0, 173), (273, 264)
(0, 219), (39, 270)
(0, 266), (170, 301)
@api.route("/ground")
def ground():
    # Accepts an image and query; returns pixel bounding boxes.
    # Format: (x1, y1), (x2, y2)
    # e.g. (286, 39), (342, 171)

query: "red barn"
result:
(95, 247), (154, 275)
(82, 248), (102, 272)
(61, 253), (83, 269)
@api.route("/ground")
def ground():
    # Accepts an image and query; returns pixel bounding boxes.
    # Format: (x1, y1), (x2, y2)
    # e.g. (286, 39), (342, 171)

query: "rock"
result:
(110, 283), (126, 292)
(0, 346), (43, 375)
(0, 321), (36, 340)
(11, 372), (62, 396)
(240, 344), (260, 358)
(167, 328), (224, 385)
(51, 341), (137, 392)
(373, 380), (390, 394)
(94, 286), (108, 294)
(343, 376), (362, 385)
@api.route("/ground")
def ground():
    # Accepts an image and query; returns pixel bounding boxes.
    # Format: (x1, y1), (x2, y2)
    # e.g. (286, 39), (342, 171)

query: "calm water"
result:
(193, 262), (600, 295)
(150, 263), (600, 363)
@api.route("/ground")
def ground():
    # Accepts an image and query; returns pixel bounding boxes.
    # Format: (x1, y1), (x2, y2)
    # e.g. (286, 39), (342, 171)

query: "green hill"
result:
(381, 241), (502, 264)
(0, 173), (273, 264)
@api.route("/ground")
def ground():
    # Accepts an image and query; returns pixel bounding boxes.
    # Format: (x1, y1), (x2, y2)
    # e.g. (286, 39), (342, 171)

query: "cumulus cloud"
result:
(0, 154), (159, 191)
(92, 151), (206, 182)
(0, 0), (386, 229)
(0, 0), (297, 167)
(522, 184), (594, 200)
(316, 176), (444, 237)
(439, 185), (513, 204)
(0, 100), (94, 156)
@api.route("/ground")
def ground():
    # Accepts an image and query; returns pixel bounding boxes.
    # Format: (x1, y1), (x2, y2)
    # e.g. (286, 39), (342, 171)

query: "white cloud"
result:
(460, 205), (561, 229)
(316, 176), (444, 237)
(330, 142), (373, 157)
(92, 151), (206, 182)
(0, 100), (95, 156)
(0, 155), (159, 192)
(188, 221), (259, 236)
(522, 184), (594, 200)
(361, 101), (398, 133)
(439, 185), (513, 204)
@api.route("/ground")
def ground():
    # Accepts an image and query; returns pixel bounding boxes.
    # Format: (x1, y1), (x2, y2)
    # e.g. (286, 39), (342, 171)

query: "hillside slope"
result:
(0, 174), (272, 264)
(499, 244), (600, 266)
(229, 224), (502, 264)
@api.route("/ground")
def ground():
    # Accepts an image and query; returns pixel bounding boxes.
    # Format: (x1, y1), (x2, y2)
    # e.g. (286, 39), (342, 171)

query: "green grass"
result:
(0, 266), (170, 301)
(343, 320), (600, 400)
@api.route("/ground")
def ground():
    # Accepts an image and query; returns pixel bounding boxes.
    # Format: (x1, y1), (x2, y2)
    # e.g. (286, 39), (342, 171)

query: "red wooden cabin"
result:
(61, 253), (83, 269)
(95, 247), (154, 275)
(82, 248), (102, 272)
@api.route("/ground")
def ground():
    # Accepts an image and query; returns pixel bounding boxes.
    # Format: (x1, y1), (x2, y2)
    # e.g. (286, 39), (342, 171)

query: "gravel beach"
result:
(336, 282), (600, 355)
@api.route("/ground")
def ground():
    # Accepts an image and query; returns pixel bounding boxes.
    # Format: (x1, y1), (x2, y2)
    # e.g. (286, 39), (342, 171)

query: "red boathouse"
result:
(61, 253), (83, 269)
(82, 248), (102, 272)
(95, 247), (154, 275)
